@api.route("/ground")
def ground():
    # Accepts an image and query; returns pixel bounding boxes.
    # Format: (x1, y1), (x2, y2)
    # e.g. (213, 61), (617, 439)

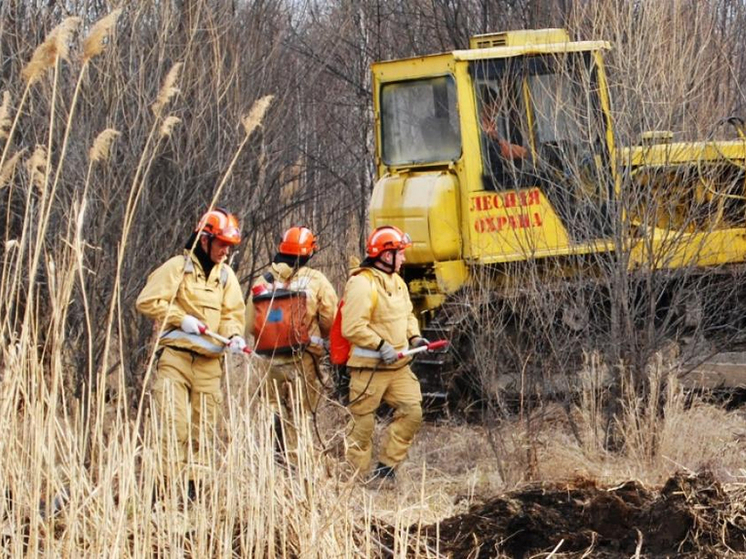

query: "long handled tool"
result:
(198, 325), (255, 356)
(397, 339), (449, 359)
(353, 339), (450, 360)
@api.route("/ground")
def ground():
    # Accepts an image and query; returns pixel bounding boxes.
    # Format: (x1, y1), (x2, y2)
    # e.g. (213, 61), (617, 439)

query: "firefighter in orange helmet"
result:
(136, 208), (246, 496)
(341, 225), (426, 482)
(246, 226), (338, 464)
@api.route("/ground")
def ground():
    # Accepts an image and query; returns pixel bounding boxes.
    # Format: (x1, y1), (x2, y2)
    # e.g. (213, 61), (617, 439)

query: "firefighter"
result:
(246, 226), (338, 463)
(341, 225), (427, 482)
(136, 208), (246, 494)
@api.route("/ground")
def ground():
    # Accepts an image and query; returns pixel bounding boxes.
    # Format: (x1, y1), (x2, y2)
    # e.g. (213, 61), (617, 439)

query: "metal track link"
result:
(415, 302), (472, 403)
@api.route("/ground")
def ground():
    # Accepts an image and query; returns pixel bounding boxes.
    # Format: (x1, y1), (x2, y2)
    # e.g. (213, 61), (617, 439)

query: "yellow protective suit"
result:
(136, 250), (245, 480)
(245, 262), (338, 461)
(341, 265), (423, 474)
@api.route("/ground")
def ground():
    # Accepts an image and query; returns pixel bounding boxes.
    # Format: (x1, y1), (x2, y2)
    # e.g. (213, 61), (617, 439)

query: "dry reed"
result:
(82, 9), (122, 63)
(89, 128), (120, 163)
(242, 94), (274, 137)
(152, 63), (183, 116)
(25, 145), (47, 193)
(0, 149), (25, 190)
(21, 17), (81, 85)
(159, 115), (181, 138)
(0, 91), (11, 141)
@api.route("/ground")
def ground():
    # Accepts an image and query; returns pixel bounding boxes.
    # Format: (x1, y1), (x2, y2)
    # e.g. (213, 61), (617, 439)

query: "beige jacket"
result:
(341, 265), (420, 370)
(245, 262), (338, 358)
(136, 250), (245, 357)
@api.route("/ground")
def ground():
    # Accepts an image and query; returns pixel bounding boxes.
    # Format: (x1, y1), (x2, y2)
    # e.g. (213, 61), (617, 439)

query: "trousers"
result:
(264, 351), (324, 461)
(151, 347), (223, 481)
(345, 365), (423, 473)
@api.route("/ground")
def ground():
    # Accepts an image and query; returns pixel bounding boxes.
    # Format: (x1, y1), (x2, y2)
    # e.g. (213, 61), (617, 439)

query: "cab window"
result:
(381, 76), (461, 166)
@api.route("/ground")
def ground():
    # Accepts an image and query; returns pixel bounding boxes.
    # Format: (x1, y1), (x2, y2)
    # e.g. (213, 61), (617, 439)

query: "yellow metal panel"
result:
(372, 54), (455, 81)
(623, 141), (746, 166)
(594, 51), (619, 194)
(453, 41), (610, 61)
(629, 229), (746, 269)
(466, 188), (571, 261)
(434, 260), (469, 293)
(469, 29), (570, 50)
(369, 172), (462, 264)
(371, 41), (609, 73)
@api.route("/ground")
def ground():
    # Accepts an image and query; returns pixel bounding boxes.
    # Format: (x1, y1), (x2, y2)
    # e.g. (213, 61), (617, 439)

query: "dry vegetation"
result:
(1, 0), (746, 557)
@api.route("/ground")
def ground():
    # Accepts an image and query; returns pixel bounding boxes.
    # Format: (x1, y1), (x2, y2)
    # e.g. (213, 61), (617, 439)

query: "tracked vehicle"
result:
(368, 29), (746, 405)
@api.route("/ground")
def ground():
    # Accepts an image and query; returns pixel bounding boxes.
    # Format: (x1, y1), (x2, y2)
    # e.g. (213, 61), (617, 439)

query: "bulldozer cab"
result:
(370, 30), (618, 297)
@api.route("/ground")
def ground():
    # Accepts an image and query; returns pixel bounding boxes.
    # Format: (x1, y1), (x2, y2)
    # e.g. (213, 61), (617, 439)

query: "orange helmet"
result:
(195, 208), (241, 245)
(278, 226), (317, 256)
(366, 226), (412, 257)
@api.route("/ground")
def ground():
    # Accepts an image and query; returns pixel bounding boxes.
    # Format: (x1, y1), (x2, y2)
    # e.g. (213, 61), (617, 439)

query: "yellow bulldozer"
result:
(368, 29), (746, 406)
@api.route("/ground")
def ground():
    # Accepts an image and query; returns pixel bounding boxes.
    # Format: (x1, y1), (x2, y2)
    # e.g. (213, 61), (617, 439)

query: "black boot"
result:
(370, 462), (396, 482)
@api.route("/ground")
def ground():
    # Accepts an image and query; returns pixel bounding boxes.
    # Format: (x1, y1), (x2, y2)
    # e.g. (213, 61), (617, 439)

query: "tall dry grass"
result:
(0, 6), (435, 556)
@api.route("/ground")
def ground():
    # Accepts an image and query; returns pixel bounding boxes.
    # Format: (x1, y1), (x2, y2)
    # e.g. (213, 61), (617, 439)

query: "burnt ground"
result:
(376, 471), (746, 558)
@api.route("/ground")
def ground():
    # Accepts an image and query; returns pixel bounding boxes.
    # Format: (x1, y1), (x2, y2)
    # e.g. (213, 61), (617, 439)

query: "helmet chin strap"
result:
(200, 233), (217, 263)
(373, 250), (396, 274)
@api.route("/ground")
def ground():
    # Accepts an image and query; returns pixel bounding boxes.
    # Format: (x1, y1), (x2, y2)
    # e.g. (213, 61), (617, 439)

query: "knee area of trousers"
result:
(397, 403), (423, 427)
(350, 413), (376, 437)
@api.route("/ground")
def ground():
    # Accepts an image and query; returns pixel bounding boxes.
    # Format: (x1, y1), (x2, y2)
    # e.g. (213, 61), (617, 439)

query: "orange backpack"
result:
(252, 271), (310, 355)
(329, 270), (377, 365)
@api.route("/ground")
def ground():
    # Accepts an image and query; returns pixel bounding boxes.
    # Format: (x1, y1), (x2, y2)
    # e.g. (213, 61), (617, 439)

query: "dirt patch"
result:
(377, 471), (746, 558)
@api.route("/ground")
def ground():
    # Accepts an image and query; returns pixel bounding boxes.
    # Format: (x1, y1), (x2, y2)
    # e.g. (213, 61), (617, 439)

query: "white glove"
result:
(409, 336), (430, 348)
(379, 342), (399, 365)
(181, 314), (205, 335)
(227, 336), (247, 354)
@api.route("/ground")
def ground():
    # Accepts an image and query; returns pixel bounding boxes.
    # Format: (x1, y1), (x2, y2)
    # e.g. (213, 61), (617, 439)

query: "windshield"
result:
(381, 76), (461, 166)
(472, 52), (610, 192)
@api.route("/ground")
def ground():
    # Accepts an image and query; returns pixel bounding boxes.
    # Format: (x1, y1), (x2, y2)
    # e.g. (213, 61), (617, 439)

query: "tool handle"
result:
(397, 339), (450, 359)
(199, 325), (253, 355)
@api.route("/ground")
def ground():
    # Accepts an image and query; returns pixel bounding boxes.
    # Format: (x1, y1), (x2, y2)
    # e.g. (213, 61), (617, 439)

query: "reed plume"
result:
(89, 129), (120, 163)
(152, 63), (183, 116)
(0, 149), (26, 190)
(21, 17), (81, 85)
(0, 92), (11, 141)
(82, 9), (122, 63)
(26, 145), (47, 193)
(241, 94), (274, 137)
(159, 116), (181, 138)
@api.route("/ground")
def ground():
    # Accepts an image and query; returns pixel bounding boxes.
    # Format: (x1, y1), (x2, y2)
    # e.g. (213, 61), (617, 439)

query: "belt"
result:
(163, 345), (212, 359)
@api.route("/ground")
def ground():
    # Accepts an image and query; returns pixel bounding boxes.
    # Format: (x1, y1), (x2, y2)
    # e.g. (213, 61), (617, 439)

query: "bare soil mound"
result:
(378, 471), (746, 558)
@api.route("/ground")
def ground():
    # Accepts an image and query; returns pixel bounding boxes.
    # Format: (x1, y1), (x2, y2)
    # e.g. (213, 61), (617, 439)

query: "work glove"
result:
(379, 342), (399, 365)
(227, 336), (247, 354)
(409, 336), (430, 349)
(181, 314), (205, 335)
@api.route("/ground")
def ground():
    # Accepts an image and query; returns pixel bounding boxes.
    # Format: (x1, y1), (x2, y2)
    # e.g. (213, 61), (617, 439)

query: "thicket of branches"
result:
(417, 0), (746, 461)
(1, 0), (745, 399)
